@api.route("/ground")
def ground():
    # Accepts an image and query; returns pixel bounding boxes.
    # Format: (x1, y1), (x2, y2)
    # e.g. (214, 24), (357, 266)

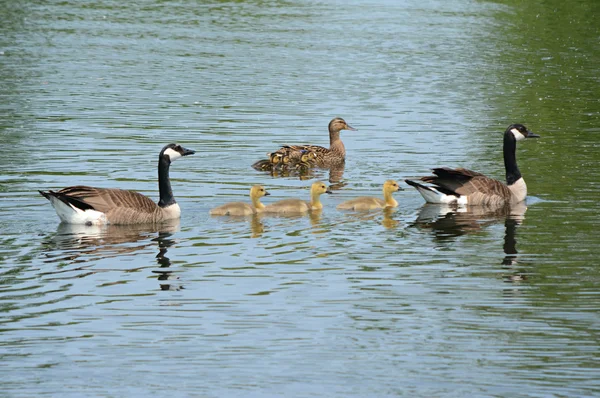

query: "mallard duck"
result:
(39, 144), (195, 225)
(210, 185), (270, 216)
(262, 181), (332, 214)
(253, 117), (356, 170)
(405, 124), (540, 206)
(337, 180), (402, 210)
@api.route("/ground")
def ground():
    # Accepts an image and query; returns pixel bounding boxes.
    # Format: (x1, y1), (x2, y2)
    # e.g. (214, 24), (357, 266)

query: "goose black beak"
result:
(527, 131), (540, 138)
(182, 147), (196, 156)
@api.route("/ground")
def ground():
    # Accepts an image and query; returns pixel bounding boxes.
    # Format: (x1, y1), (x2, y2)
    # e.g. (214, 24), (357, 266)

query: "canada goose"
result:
(39, 143), (195, 225)
(337, 180), (402, 210)
(209, 185), (270, 216)
(405, 124), (539, 206)
(253, 118), (357, 170)
(262, 181), (332, 214)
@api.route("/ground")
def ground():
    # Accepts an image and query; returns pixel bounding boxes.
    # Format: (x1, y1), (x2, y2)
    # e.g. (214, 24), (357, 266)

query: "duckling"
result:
(251, 159), (273, 171)
(252, 153), (283, 171)
(262, 181), (332, 214)
(337, 180), (402, 211)
(254, 117), (357, 169)
(292, 151), (318, 173)
(210, 185), (270, 216)
(274, 154), (292, 171)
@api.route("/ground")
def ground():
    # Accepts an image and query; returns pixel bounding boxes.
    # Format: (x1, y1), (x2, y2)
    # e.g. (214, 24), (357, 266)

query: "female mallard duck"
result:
(337, 180), (402, 211)
(405, 124), (540, 206)
(253, 117), (356, 170)
(262, 181), (332, 214)
(209, 185), (270, 216)
(39, 143), (195, 225)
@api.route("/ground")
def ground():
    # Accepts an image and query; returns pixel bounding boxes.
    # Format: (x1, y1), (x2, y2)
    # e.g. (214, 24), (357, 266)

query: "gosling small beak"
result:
(345, 124), (357, 131)
(527, 130), (540, 138)
(182, 147), (196, 156)
(325, 187), (333, 194)
(264, 191), (271, 196)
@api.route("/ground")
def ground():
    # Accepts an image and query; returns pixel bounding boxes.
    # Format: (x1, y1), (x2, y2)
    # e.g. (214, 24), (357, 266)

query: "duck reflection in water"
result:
(41, 219), (183, 291)
(411, 201), (528, 282)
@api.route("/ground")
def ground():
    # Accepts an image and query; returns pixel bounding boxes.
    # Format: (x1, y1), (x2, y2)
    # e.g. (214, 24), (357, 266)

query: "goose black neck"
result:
(503, 131), (521, 185)
(158, 155), (176, 207)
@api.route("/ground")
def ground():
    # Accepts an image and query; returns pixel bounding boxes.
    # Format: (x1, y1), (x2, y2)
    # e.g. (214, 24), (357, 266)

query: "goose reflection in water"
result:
(411, 202), (529, 282)
(40, 220), (182, 290)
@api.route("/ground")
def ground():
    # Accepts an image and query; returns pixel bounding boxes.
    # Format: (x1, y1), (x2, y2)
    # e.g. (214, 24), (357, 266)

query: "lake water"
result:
(1, 0), (599, 396)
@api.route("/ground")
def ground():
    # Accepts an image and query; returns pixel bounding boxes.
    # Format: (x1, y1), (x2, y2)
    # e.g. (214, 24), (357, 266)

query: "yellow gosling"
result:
(210, 185), (270, 216)
(337, 180), (401, 211)
(263, 181), (332, 214)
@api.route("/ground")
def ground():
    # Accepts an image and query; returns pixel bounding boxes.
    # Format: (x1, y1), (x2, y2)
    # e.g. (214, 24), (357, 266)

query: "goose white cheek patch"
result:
(164, 148), (182, 161)
(511, 128), (526, 141)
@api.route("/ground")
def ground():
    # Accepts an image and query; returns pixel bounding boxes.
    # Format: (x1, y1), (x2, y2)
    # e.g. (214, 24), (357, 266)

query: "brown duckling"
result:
(262, 181), (332, 214)
(337, 180), (401, 211)
(210, 185), (270, 216)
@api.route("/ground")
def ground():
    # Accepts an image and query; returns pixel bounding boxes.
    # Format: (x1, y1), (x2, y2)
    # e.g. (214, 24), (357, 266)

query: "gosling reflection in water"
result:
(41, 220), (182, 290)
(411, 202), (528, 282)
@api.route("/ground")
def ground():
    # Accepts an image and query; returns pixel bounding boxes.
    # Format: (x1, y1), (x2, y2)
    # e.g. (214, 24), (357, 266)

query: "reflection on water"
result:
(41, 220), (181, 290)
(256, 163), (346, 186)
(210, 213), (265, 238)
(411, 201), (528, 281)
(339, 207), (399, 229)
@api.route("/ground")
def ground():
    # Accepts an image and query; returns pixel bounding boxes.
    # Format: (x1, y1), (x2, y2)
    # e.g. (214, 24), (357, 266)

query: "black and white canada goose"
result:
(39, 143), (195, 225)
(209, 185), (270, 216)
(337, 180), (402, 211)
(405, 124), (539, 206)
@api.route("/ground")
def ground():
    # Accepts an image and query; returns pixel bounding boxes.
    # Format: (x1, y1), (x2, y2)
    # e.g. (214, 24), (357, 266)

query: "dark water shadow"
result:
(411, 202), (529, 282)
(255, 163), (346, 188)
(39, 220), (182, 290)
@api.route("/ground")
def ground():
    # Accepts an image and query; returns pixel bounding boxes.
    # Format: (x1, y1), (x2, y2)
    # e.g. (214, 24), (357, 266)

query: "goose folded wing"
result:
(57, 186), (158, 214)
(421, 168), (511, 197)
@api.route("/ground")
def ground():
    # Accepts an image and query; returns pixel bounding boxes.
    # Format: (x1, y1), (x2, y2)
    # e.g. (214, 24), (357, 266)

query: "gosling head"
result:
(506, 124), (540, 142)
(161, 143), (195, 163)
(311, 181), (333, 196)
(250, 185), (270, 198)
(328, 117), (357, 133)
(383, 180), (402, 193)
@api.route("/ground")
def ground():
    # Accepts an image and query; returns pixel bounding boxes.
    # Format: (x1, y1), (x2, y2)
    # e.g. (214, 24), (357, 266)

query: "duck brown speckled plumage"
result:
(252, 117), (356, 171)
